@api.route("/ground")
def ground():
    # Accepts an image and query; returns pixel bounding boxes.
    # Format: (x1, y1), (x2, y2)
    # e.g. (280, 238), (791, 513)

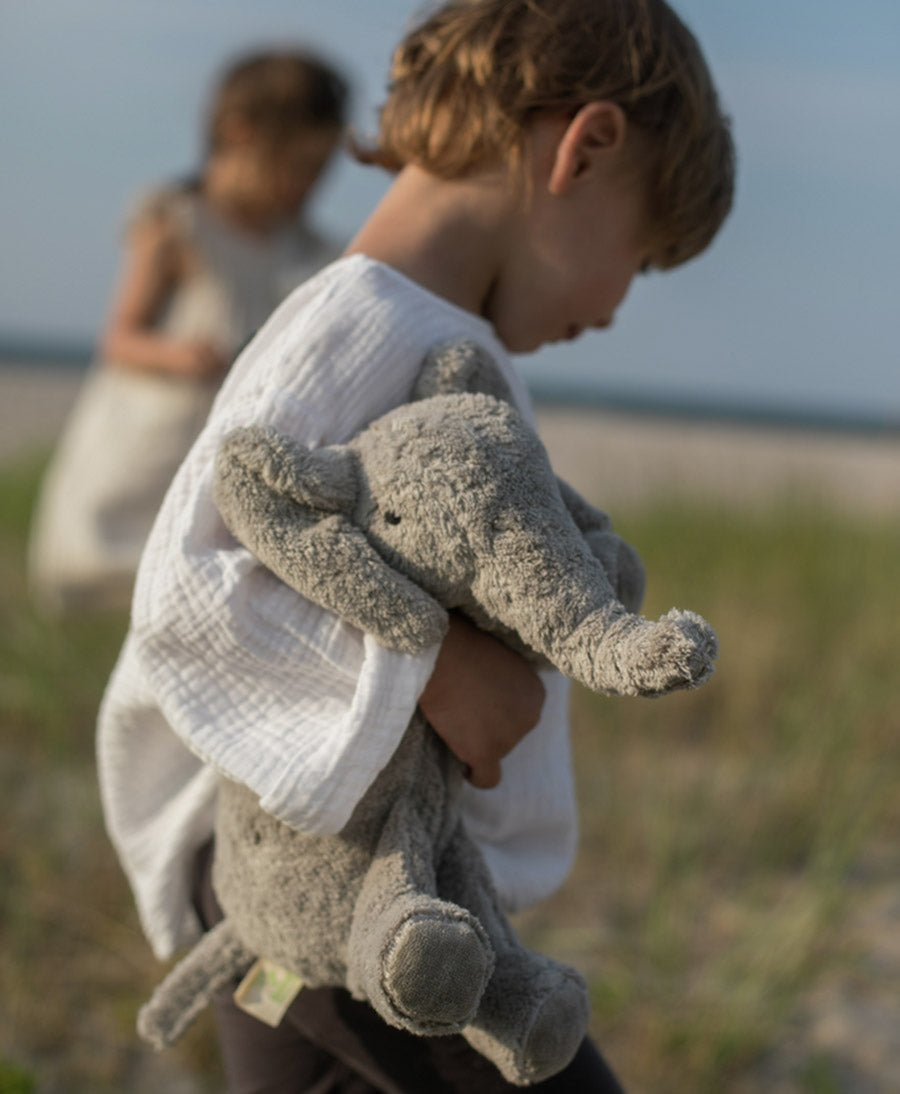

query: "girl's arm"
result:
(419, 614), (545, 789)
(99, 215), (228, 380)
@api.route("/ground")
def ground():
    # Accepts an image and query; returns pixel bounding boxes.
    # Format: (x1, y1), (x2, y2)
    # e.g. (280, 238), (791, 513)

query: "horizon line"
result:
(1, 331), (896, 440)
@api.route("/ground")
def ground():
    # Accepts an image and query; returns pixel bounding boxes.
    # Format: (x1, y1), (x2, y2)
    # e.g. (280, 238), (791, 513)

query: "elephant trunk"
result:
(552, 604), (718, 696)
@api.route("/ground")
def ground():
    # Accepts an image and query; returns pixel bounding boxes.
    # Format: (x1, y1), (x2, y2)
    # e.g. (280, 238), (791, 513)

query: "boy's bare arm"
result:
(419, 614), (545, 789)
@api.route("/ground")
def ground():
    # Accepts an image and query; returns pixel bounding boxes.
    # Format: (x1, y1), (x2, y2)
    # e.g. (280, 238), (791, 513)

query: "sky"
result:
(1, 0), (898, 417)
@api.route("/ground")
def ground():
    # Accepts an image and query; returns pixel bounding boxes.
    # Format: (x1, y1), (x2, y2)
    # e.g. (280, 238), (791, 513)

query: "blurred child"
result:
(99, 1), (734, 1090)
(29, 49), (348, 614)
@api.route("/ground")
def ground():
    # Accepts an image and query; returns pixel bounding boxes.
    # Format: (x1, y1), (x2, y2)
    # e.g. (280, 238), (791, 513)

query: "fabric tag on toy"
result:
(233, 958), (304, 1027)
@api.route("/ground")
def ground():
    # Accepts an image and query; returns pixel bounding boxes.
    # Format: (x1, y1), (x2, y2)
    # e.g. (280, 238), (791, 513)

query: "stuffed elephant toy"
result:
(138, 340), (717, 1085)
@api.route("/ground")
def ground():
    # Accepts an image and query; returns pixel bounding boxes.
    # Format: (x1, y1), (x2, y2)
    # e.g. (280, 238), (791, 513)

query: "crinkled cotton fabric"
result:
(97, 256), (578, 960)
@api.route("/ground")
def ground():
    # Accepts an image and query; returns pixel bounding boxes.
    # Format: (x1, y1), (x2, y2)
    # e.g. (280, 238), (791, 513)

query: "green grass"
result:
(0, 1059), (37, 1094)
(518, 499), (900, 1091)
(2, 456), (898, 1091)
(0, 455), (221, 1094)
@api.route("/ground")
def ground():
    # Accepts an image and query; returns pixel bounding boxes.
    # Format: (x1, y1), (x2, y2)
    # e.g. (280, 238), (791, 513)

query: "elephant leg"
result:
(436, 826), (590, 1086)
(137, 919), (255, 1050)
(346, 796), (495, 1037)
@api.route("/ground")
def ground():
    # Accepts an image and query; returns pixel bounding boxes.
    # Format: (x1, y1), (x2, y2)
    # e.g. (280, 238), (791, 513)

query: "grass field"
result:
(1, 453), (898, 1093)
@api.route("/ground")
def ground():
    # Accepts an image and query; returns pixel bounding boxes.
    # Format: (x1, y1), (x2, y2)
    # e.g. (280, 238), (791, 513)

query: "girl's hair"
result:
(361, 0), (735, 268)
(207, 50), (349, 153)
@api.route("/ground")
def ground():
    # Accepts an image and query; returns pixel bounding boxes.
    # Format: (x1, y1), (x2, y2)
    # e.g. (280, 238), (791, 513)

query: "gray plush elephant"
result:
(138, 341), (717, 1085)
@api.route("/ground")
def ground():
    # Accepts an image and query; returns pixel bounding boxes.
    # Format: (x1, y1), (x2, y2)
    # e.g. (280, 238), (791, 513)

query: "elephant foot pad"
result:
(381, 912), (493, 1030)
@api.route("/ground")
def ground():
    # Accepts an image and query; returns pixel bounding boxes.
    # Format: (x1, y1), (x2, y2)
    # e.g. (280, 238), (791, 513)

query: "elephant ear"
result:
(555, 478), (614, 537)
(413, 339), (514, 404)
(213, 426), (449, 655)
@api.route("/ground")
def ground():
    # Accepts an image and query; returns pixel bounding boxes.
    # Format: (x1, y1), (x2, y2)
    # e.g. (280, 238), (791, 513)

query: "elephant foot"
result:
(349, 899), (494, 1035)
(513, 971), (589, 1085)
(463, 954), (589, 1086)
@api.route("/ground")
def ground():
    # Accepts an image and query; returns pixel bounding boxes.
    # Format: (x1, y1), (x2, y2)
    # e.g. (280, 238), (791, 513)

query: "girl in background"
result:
(29, 49), (348, 614)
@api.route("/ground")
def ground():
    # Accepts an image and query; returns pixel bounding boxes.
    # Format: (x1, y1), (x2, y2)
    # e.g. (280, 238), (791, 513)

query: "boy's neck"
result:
(346, 165), (517, 320)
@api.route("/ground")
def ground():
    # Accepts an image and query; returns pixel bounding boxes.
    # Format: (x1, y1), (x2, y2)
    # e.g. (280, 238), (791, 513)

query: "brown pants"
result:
(193, 842), (626, 1094)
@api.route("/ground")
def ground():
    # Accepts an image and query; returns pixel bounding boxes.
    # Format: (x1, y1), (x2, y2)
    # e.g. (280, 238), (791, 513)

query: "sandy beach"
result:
(0, 362), (86, 463)
(3, 359), (897, 515)
(537, 405), (899, 515)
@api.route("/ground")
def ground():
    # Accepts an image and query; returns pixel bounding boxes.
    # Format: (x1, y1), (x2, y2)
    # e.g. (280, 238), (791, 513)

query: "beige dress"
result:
(29, 185), (341, 613)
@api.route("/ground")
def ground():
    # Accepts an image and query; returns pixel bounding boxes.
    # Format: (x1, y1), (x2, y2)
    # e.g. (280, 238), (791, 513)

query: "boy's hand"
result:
(419, 614), (545, 789)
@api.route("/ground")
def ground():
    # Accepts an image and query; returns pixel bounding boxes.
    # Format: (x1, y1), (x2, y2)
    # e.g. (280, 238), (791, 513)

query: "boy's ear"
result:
(548, 102), (628, 196)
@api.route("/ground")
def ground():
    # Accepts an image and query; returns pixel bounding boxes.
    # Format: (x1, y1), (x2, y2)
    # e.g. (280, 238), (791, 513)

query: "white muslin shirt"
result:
(97, 256), (578, 960)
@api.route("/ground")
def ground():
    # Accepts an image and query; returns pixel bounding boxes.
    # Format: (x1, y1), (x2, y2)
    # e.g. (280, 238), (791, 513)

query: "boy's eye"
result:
(384, 511), (402, 526)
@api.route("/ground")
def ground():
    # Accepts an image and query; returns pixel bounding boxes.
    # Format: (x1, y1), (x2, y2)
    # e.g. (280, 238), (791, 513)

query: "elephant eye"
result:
(384, 510), (402, 526)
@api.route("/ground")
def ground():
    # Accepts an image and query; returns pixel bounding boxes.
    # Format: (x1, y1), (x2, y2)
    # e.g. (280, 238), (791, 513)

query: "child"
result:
(29, 49), (348, 614)
(99, 1), (734, 1089)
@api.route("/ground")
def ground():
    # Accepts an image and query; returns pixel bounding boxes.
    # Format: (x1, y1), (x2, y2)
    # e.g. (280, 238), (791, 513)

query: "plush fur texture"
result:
(138, 341), (717, 1084)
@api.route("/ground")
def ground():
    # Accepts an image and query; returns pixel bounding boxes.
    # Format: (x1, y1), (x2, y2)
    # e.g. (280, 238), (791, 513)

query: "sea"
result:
(2, 332), (897, 439)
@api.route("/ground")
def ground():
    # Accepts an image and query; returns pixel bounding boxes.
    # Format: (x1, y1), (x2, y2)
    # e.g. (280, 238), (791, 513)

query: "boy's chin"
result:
(498, 331), (544, 356)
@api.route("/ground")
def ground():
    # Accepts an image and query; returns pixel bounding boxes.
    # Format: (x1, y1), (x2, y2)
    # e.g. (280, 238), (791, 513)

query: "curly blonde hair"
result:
(360, 0), (734, 268)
